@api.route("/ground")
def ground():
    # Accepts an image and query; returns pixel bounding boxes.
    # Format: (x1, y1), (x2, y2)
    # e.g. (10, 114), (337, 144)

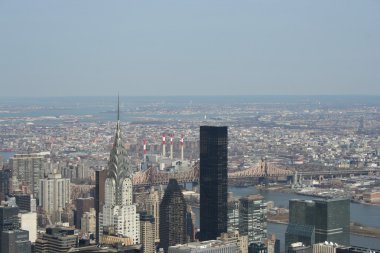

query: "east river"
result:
(192, 186), (380, 252)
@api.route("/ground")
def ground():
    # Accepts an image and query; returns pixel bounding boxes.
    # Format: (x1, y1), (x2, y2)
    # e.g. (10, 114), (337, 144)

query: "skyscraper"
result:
(101, 99), (140, 244)
(0, 204), (20, 252)
(285, 199), (316, 249)
(0, 204), (31, 253)
(38, 172), (71, 223)
(10, 153), (47, 197)
(159, 179), (187, 252)
(1, 230), (31, 253)
(200, 126), (228, 241)
(314, 199), (350, 245)
(95, 168), (107, 244)
(285, 199), (350, 248)
(239, 195), (267, 244)
(140, 212), (156, 253)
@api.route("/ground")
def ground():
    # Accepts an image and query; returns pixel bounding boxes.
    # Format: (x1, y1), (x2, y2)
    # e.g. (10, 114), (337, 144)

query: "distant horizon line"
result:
(1, 94), (380, 98)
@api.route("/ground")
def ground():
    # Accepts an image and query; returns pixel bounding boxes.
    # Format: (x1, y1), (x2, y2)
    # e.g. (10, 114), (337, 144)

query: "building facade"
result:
(140, 212), (156, 253)
(159, 179), (187, 252)
(200, 126), (228, 241)
(10, 153), (47, 197)
(285, 199), (350, 249)
(239, 195), (267, 244)
(38, 172), (71, 223)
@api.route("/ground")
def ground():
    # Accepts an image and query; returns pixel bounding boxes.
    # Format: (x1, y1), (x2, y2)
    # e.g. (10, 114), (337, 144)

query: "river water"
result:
(192, 186), (380, 252)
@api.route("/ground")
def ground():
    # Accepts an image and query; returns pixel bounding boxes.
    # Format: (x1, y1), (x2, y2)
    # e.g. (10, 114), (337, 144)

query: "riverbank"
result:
(268, 213), (380, 239)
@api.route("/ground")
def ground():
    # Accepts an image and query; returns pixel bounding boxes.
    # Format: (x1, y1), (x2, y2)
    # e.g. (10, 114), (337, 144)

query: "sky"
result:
(0, 0), (379, 97)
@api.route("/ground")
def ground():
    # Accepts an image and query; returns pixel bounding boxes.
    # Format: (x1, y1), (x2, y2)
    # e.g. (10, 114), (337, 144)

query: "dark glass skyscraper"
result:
(314, 199), (350, 245)
(199, 126), (228, 241)
(159, 179), (187, 252)
(285, 198), (350, 249)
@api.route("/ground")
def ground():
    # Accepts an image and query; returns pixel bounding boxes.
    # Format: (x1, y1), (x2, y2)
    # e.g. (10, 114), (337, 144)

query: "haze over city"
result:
(1, 0), (380, 96)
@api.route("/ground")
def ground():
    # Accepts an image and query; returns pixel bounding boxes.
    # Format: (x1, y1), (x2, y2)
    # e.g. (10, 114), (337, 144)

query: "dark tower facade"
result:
(159, 179), (187, 252)
(285, 198), (350, 249)
(95, 169), (107, 244)
(199, 126), (228, 241)
(314, 199), (350, 245)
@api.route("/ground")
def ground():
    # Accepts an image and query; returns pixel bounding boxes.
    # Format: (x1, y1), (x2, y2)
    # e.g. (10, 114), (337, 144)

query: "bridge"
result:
(132, 159), (294, 187)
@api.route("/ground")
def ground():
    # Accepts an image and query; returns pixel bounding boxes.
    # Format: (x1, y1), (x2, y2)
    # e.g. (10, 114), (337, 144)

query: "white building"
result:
(38, 172), (70, 222)
(101, 104), (140, 244)
(19, 211), (37, 243)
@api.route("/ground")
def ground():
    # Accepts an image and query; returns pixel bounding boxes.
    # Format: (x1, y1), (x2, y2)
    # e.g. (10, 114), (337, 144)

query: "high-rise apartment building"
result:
(239, 195), (267, 244)
(10, 153), (47, 197)
(38, 172), (70, 223)
(200, 126), (228, 241)
(140, 212), (156, 253)
(101, 102), (140, 244)
(285, 199), (350, 249)
(144, 187), (160, 243)
(159, 179), (187, 252)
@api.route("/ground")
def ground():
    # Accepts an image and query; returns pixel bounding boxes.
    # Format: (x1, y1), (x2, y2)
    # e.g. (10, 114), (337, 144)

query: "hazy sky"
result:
(1, 0), (379, 97)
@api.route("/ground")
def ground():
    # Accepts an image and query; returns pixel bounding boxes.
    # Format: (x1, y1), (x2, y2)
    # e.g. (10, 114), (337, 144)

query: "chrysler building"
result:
(101, 97), (140, 244)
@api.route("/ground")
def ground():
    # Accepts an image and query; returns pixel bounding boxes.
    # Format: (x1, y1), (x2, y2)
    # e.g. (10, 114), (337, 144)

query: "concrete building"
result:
(200, 126), (228, 241)
(19, 211), (37, 243)
(313, 242), (342, 253)
(143, 187), (160, 243)
(140, 212), (155, 253)
(10, 153), (47, 197)
(101, 103), (140, 244)
(218, 232), (248, 253)
(34, 227), (78, 253)
(39, 172), (71, 223)
(81, 208), (96, 234)
(67, 244), (142, 253)
(169, 240), (237, 253)
(239, 195), (267, 244)
(159, 179), (187, 252)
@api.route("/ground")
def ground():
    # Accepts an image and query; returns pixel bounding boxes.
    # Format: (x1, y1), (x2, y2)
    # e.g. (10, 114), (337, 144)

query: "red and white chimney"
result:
(162, 133), (166, 157)
(143, 139), (147, 162)
(170, 133), (174, 160)
(180, 134), (184, 161)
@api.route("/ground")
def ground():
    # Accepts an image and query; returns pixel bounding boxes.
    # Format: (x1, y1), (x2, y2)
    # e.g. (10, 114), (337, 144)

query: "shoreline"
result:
(268, 218), (380, 239)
